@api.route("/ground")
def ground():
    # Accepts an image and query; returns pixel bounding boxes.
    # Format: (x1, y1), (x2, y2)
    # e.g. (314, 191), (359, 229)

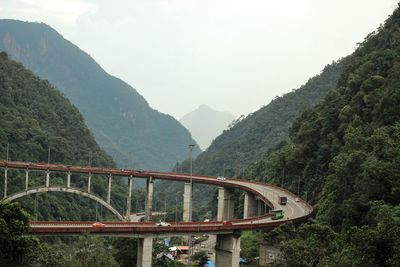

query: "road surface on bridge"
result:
(0, 160), (313, 236)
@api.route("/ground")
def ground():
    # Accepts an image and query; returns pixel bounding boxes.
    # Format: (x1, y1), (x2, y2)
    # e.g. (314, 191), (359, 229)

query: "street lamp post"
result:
(6, 143), (9, 161)
(188, 144), (195, 221)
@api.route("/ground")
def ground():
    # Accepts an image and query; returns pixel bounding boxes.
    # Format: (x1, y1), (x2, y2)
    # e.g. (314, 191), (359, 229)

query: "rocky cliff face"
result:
(0, 19), (200, 170)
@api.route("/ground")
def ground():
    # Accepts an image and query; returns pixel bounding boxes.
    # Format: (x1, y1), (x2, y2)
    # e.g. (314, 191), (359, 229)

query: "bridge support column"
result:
(217, 187), (234, 221)
(243, 192), (257, 219)
(67, 172), (71, 188)
(46, 170), (50, 187)
(4, 167), (8, 198)
(183, 182), (192, 222)
(145, 177), (153, 221)
(126, 176), (133, 219)
(25, 170), (29, 191)
(87, 173), (91, 193)
(137, 235), (153, 267)
(107, 174), (112, 204)
(215, 233), (241, 267)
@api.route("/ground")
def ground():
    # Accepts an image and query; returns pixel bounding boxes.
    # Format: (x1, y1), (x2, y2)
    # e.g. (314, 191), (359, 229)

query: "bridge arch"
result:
(4, 186), (124, 221)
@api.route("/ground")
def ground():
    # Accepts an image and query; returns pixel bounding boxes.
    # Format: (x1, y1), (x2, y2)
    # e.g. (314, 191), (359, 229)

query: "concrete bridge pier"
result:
(137, 235), (153, 267)
(145, 176), (154, 221)
(217, 187), (234, 221)
(182, 182), (192, 222)
(126, 176), (133, 219)
(215, 233), (241, 267)
(67, 172), (71, 188)
(87, 173), (91, 193)
(243, 192), (257, 219)
(46, 170), (50, 187)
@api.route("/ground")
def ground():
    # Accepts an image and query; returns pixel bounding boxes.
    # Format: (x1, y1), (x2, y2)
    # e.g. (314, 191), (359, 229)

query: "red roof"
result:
(176, 246), (189, 251)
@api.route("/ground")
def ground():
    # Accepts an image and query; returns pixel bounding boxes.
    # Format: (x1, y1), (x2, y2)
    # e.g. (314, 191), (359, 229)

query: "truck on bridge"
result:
(278, 196), (287, 205)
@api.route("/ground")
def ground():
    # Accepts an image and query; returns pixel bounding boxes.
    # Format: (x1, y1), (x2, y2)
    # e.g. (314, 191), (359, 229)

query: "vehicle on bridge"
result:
(92, 222), (106, 227)
(278, 196), (287, 205)
(271, 209), (284, 220)
(217, 176), (226, 181)
(157, 221), (171, 227)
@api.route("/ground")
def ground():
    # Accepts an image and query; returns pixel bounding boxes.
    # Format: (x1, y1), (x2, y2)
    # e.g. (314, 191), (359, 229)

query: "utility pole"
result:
(188, 144), (195, 221)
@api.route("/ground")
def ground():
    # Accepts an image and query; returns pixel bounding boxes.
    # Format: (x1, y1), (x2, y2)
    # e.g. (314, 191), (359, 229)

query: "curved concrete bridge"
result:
(0, 160), (313, 267)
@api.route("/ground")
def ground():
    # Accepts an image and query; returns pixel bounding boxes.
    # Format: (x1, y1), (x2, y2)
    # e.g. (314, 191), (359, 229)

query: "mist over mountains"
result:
(180, 104), (235, 150)
(0, 19), (200, 170)
(184, 60), (346, 177)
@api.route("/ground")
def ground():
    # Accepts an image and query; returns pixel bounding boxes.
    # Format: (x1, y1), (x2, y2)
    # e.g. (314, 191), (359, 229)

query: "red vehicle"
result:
(222, 221), (232, 226)
(92, 222), (106, 228)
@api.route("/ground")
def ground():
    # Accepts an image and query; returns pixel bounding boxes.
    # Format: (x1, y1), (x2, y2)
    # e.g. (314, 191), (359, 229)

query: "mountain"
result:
(0, 52), (133, 220)
(0, 19), (200, 171)
(167, 42), (347, 214)
(246, 5), (400, 228)
(180, 105), (235, 150)
(184, 59), (346, 177)
(247, 6), (400, 266)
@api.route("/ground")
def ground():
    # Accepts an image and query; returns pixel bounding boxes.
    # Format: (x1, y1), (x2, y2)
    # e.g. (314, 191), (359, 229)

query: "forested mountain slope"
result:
(247, 7), (400, 265)
(246, 5), (400, 229)
(168, 43), (347, 214)
(0, 19), (199, 171)
(189, 59), (346, 177)
(0, 52), (132, 220)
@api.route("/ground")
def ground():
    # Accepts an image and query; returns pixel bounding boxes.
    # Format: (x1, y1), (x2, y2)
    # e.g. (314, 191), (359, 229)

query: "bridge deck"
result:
(0, 160), (313, 235)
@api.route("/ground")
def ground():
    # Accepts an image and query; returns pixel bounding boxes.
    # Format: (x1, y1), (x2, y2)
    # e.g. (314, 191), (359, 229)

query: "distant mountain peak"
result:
(180, 105), (235, 150)
(198, 104), (213, 110)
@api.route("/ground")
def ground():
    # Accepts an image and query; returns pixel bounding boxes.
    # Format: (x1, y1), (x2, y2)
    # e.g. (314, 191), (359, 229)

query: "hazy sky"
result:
(1, 0), (399, 118)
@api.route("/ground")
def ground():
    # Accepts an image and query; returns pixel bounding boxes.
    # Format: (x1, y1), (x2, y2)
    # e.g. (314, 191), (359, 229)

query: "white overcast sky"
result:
(1, 0), (399, 119)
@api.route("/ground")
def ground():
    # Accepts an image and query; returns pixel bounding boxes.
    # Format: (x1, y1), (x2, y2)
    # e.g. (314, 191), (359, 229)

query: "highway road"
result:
(0, 160), (313, 236)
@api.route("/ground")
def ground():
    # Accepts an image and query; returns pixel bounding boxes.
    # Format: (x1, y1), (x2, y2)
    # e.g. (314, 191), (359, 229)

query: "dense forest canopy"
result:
(246, 5), (400, 226)
(0, 52), (140, 221)
(0, 52), (156, 266)
(243, 5), (400, 266)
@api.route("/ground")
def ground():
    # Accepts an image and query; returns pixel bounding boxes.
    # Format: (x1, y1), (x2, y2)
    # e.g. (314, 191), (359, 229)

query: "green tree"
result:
(113, 238), (138, 267)
(70, 233), (118, 267)
(240, 231), (259, 261)
(0, 201), (41, 266)
(265, 223), (339, 267)
(192, 251), (209, 266)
